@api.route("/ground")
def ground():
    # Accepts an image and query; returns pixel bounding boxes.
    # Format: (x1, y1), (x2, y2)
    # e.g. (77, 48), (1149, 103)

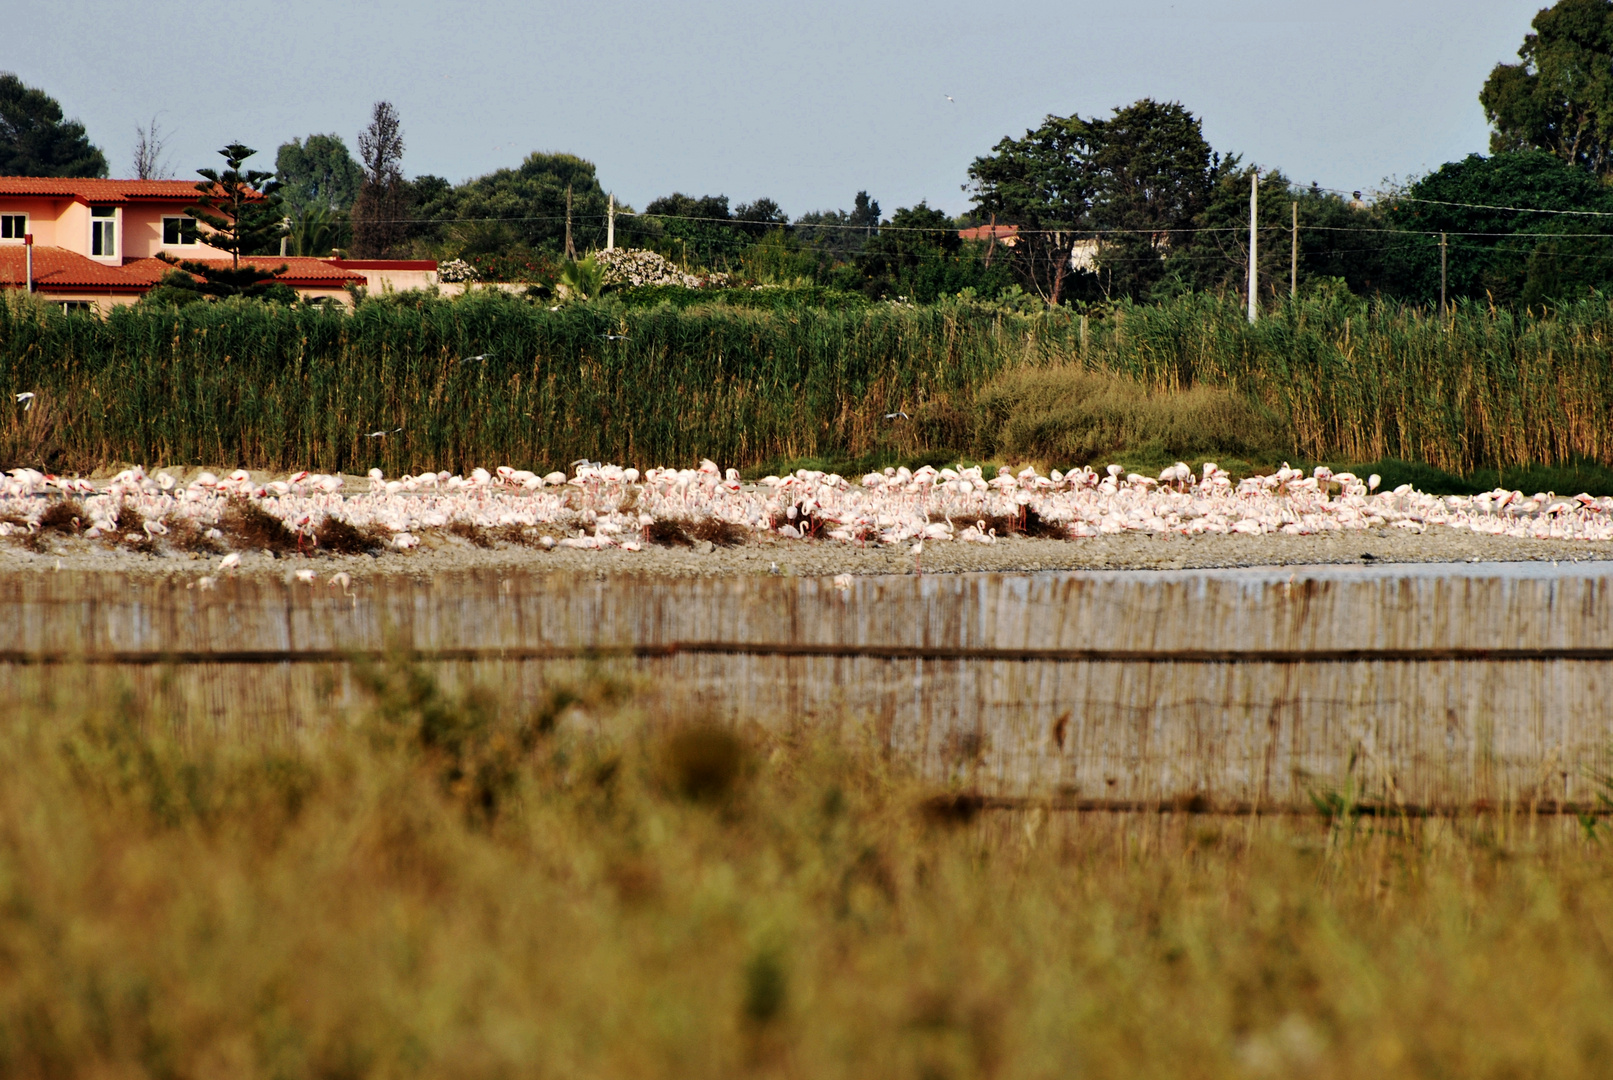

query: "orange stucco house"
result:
(0, 177), (436, 311)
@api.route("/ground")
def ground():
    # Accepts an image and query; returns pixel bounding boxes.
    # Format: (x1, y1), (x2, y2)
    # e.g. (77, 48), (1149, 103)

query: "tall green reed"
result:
(6, 288), (1613, 475)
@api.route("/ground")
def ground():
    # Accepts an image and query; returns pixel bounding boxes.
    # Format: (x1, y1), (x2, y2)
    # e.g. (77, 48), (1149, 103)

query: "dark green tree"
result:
(1164, 167), (1366, 306)
(969, 99), (1228, 304)
(142, 263), (296, 306)
(1481, 0), (1613, 177)
(795, 191), (881, 261)
(427, 152), (610, 257)
(1382, 150), (1613, 305)
(188, 143), (284, 268)
(967, 113), (1093, 304)
(276, 134), (363, 217)
(854, 203), (966, 300)
(633, 192), (751, 268)
(1083, 99), (1228, 299)
(0, 73), (107, 177)
(733, 197), (789, 238)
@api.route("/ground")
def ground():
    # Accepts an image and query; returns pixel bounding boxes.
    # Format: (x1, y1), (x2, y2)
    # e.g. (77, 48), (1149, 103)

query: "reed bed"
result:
(4, 663), (1613, 1078)
(6, 289), (1613, 475)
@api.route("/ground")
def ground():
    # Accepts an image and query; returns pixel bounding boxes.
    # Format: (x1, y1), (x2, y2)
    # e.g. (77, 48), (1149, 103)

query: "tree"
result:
(1481, 0), (1613, 177)
(734, 197), (789, 238)
(351, 101), (408, 258)
(967, 113), (1093, 304)
(187, 143), (284, 268)
(420, 153), (609, 259)
(276, 134), (363, 217)
(635, 192), (750, 267)
(143, 263), (296, 306)
(285, 205), (347, 257)
(796, 191), (881, 261)
(1382, 150), (1613, 305)
(969, 99), (1233, 303)
(1083, 99), (1227, 299)
(132, 115), (172, 179)
(1164, 166), (1325, 306)
(0, 73), (107, 177)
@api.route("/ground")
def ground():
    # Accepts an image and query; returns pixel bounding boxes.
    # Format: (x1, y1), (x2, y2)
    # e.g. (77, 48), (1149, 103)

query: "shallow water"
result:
(3, 562), (1611, 808)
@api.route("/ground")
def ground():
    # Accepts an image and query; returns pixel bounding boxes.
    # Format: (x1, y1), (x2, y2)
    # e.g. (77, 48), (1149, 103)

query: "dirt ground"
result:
(5, 524), (1612, 580)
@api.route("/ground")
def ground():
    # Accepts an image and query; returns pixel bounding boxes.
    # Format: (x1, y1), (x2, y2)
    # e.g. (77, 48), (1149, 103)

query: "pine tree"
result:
(187, 143), (284, 269)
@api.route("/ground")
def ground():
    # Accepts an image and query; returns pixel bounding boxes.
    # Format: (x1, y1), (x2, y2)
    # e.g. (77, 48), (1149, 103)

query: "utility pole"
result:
(23, 233), (32, 293)
(1247, 171), (1259, 324)
(1290, 200), (1298, 300)
(564, 184), (576, 260)
(606, 193), (615, 251)
(1440, 232), (1448, 318)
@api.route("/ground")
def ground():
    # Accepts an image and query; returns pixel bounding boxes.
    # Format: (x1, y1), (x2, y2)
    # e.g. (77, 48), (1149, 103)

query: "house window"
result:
(61, 301), (96, 314)
(90, 206), (116, 257)
(0, 214), (25, 241)
(162, 216), (199, 246)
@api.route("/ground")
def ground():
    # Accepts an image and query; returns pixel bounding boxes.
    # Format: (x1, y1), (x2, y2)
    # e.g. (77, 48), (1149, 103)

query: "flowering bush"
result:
(436, 259), (479, 283)
(595, 248), (731, 289)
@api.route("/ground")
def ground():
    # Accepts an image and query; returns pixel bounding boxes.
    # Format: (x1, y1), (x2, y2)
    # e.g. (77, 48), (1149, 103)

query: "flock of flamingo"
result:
(3, 458), (1613, 556)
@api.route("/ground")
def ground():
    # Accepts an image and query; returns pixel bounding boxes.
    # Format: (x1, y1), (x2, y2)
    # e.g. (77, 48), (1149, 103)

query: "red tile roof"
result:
(121, 256), (365, 288)
(0, 246), (147, 290)
(0, 177), (259, 203)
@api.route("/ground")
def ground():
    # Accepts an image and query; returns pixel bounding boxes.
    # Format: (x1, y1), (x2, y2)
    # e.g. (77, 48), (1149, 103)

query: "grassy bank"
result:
(6, 289), (1613, 478)
(2, 665), (1612, 1077)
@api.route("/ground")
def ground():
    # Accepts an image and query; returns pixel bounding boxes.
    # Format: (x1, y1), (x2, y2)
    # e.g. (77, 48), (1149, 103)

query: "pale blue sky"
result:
(9, 0), (1545, 216)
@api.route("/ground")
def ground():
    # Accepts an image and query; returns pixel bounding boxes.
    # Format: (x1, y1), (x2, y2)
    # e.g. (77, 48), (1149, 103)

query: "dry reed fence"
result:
(5, 290), (1613, 475)
(4, 566), (1611, 810)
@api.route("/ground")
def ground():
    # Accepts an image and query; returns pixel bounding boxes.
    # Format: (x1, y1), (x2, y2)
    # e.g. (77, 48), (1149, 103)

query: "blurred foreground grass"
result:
(4, 663), (1613, 1078)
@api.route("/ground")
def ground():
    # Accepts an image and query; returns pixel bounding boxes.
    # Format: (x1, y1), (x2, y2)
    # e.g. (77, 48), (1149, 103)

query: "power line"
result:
(1300, 182), (1613, 220)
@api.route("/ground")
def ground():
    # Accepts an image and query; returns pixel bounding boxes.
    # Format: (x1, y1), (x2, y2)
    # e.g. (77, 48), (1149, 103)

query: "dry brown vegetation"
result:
(161, 512), (225, 554)
(220, 497), (300, 554)
(313, 515), (389, 555)
(2, 665), (1613, 1078)
(647, 517), (750, 547)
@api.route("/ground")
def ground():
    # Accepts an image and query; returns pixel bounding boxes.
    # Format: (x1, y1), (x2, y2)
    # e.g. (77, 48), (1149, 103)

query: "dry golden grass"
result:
(975, 366), (1289, 468)
(2, 665), (1613, 1078)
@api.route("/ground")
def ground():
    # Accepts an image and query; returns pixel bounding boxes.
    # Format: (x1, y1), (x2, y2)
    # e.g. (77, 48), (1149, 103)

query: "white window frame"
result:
(0, 213), (26, 242)
(161, 215), (200, 248)
(90, 205), (118, 258)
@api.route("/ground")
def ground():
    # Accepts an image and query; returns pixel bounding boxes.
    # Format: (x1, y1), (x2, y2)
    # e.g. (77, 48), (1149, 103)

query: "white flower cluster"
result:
(436, 259), (479, 283)
(594, 248), (730, 290)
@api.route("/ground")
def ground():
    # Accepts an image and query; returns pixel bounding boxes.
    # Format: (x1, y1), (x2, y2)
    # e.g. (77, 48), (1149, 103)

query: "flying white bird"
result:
(945, 95), (955, 103)
(15, 392), (34, 410)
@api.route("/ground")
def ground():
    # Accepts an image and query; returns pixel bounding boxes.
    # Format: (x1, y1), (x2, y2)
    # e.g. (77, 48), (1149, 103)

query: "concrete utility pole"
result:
(564, 184), (576, 260)
(24, 233), (32, 293)
(1290, 200), (1299, 300)
(1440, 232), (1448, 318)
(606, 193), (615, 250)
(1247, 171), (1259, 324)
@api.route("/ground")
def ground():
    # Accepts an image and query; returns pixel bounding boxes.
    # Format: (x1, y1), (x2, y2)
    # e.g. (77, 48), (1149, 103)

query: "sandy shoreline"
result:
(4, 525), (1612, 580)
